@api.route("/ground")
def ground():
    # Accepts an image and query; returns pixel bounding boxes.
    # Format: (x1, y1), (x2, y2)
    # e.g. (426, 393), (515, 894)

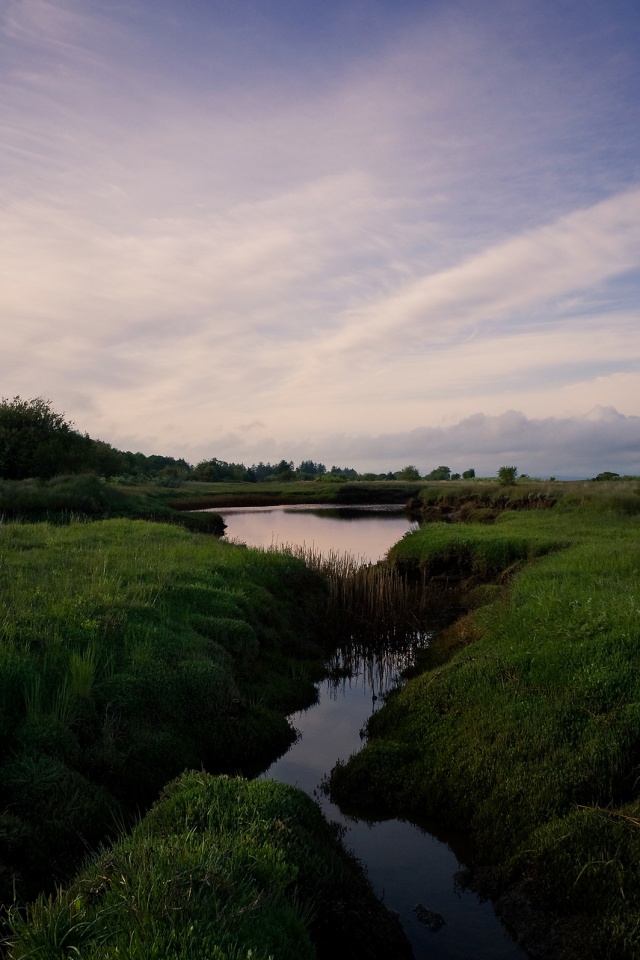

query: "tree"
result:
(329, 465), (359, 479)
(395, 465), (421, 481)
(498, 465), (518, 486)
(273, 460), (295, 481)
(297, 460), (327, 480)
(425, 465), (451, 481)
(193, 458), (248, 482)
(0, 396), (93, 480)
(89, 440), (129, 477)
(462, 468), (475, 479)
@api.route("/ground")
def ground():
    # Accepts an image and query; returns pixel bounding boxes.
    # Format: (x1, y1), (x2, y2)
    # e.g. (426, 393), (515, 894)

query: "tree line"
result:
(0, 397), (477, 484)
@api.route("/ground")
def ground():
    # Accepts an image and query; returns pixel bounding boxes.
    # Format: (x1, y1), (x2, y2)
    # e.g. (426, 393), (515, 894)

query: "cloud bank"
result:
(177, 407), (640, 480)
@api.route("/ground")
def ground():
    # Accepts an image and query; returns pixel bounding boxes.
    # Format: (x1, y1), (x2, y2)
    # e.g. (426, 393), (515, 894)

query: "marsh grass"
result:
(0, 474), (226, 535)
(4, 772), (409, 960)
(0, 518), (326, 901)
(268, 542), (436, 645)
(330, 496), (640, 958)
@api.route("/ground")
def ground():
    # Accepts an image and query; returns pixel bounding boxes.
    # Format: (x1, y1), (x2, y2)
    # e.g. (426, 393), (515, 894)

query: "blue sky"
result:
(1, 0), (639, 475)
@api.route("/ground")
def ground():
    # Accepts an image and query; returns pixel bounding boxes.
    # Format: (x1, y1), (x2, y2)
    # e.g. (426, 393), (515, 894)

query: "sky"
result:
(1, 0), (640, 477)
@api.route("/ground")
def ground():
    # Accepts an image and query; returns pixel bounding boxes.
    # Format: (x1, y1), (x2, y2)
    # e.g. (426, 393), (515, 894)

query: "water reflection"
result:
(325, 633), (432, 704)
(214, 503), (418, 563)
(225, 504), (527, 959)
(264, 641), (527, 960)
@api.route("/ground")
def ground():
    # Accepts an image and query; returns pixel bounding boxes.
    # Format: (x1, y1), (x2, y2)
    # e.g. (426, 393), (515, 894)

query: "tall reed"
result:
(268, 542), (436, 645)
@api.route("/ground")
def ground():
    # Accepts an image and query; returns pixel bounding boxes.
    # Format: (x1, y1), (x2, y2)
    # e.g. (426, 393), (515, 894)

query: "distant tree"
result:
(0, 396), (94, 480)
(593, 471), (621, 481)
(425, 465), (451, 481)
(329, 465), (360, 479)
(395, 465), (421, 481)
(89, 440), (129, 478)
(296, 460), (326, 480)
(156, 465), (190, 487)
(450, 473), (461, 481)
(250, 462), (272, 482)
(462, 468), (476, 479)
(194, 458), (248, 482)
(498, 465), (518, 486)
(273, 460), (295, 481)
(142, 454), (192, 477)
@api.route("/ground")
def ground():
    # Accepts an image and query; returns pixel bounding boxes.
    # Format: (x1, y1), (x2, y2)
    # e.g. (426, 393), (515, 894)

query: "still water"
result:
(216, 503), (418, 561)
(216, 505), (527, 960)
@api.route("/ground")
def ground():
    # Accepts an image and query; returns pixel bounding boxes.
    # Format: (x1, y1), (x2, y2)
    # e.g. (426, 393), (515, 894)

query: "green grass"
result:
(4, 771), (409, 960)
(330, 495), (640, 958)
(155, 478), (425, 509)
(0, 519), (326, 901)
(0, 474), (226, 534)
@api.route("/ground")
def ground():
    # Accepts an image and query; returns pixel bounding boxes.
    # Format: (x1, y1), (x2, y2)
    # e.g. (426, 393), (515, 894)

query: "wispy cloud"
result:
(1, 0), (639, 467)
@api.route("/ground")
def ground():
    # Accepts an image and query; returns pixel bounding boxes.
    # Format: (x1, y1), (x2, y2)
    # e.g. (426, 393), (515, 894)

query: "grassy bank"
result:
(160, 478), (425, 510)
(0, 475), (226, 535)
(0, 518), (326, 903)
(5, 771), (410, 960)
(330, 490), (640, 958)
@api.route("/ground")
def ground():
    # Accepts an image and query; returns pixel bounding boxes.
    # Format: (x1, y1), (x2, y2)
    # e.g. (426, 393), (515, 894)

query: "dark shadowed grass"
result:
(4, 772), (410, 960)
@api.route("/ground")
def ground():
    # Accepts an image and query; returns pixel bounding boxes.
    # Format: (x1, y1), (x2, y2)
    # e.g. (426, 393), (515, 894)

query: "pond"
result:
(215, 505), (528, 960)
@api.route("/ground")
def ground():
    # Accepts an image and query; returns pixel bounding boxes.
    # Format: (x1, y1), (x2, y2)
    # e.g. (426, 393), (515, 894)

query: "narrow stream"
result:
(213, 505), (528, 960)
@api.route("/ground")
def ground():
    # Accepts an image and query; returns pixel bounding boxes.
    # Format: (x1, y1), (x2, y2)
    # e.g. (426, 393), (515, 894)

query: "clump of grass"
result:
(4, 772), (411, 960)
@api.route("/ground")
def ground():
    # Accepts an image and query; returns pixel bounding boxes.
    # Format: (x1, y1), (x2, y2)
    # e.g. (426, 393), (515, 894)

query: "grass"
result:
(0, 474), (226, 535)
(0, 518), (326, 902)
(7, 479), (640, 957)
(156, 479), (426, 509)
(4, 771), (410, 960)
(329, 490), (640, 958)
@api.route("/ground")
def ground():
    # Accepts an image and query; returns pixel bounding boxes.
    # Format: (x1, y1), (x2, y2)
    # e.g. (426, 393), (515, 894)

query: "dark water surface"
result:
(218, 506), (527, 960)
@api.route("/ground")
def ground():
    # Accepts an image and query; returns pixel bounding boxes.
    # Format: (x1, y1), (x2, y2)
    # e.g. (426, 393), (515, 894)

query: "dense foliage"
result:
(0, 397), (191, 482)
(0, 397), (93, 480)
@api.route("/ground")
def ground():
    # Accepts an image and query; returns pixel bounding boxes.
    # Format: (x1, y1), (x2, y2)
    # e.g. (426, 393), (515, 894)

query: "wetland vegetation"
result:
(2, 407), (640, 960)
(331, 481), (640, 958)
(0, 519), (328, 903)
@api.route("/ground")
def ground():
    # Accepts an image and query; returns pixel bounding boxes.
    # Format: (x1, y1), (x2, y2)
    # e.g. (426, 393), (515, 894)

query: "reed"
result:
(267, 542), (436, 646)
